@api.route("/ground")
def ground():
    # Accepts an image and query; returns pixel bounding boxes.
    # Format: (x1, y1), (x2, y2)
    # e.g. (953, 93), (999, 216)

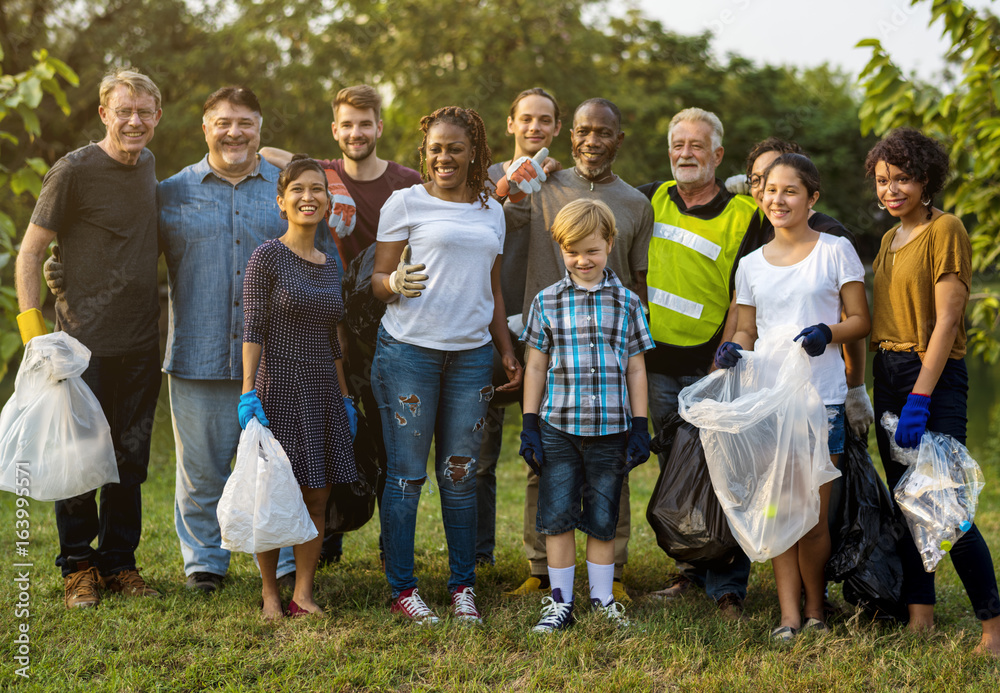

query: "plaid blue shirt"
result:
(521, 269), (654, 436)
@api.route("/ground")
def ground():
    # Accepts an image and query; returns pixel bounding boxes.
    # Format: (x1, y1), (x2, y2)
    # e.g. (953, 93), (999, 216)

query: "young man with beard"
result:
(502, 98), (654, 602)
(261, 85), (422, 566)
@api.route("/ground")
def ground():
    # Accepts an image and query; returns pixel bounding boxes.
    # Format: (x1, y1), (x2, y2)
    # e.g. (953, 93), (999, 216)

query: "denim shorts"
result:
(826, 403), (846, 455)
(536, 420), (626, 541)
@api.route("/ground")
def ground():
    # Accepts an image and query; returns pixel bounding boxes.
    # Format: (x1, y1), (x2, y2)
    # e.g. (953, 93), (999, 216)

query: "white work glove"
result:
(389, 244), (428, 298)
(725, 174), (750, 196)
(325, 169), (357, 238)
(495, 148), (548, 203)
(845, 384), (875, 437)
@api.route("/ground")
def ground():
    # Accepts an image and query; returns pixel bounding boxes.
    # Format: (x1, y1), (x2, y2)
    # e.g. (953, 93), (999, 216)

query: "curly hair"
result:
(418, 106), (492, 208)
(744, 137), (804, 180)
(864, 128), (949, 217)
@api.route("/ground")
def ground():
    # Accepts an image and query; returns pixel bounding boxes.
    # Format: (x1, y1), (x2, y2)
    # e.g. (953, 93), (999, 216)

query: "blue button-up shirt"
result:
(159, 155), (340, 380)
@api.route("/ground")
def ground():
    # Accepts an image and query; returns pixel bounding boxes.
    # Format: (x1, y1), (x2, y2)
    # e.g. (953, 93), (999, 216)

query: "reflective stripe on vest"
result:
(646, 182), (758, 346)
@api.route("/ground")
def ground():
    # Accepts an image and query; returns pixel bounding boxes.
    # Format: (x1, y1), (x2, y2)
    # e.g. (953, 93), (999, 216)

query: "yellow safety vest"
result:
(647, 182), (759, 346)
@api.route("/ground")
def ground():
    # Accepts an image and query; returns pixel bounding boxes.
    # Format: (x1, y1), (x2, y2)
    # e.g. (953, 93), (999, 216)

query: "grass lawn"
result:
(2, 377), (999, 692)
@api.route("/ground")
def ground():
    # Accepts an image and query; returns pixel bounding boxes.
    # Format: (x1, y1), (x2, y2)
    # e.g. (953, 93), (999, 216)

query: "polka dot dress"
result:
(243, 239), (356, 488)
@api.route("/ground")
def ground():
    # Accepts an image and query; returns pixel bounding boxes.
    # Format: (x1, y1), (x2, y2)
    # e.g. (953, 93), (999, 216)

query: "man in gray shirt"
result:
(502, 98), (654, 601)
(16, 69), (164, 609)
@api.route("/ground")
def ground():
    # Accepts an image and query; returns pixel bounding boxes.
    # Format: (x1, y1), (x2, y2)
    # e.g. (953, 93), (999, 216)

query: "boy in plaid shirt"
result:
(519, 199), (654, 632)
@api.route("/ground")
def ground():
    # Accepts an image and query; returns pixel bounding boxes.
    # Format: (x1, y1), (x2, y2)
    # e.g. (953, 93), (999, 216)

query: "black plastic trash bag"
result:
(828, 427), (907, 621)
(325, 406), (382, 534)
(646, 412), (739, 569)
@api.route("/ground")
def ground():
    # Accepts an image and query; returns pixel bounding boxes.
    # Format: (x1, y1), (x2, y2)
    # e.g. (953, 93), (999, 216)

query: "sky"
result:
(635, 0), (994, 80)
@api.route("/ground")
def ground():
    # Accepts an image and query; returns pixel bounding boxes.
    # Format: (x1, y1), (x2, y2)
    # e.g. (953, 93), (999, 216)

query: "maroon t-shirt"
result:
(318, 159), (422, 262)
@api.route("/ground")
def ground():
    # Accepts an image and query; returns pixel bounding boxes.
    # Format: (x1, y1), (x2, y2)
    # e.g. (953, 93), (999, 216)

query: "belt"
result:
(877, 341), (919, 353)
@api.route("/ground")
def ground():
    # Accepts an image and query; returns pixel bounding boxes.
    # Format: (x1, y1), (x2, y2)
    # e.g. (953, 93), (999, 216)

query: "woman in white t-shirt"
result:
(715, 153), (870, 641)
(370, 106), (523, 625)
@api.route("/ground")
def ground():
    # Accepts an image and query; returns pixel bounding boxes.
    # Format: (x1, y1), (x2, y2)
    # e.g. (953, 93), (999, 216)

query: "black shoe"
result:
(318, 553), (342, 569)
(185, 572), (224, 593)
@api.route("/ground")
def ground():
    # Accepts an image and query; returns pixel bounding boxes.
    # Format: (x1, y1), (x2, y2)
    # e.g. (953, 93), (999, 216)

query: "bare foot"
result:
(290, 595), (325, 615)
(975, 615), (1000, 657)
(262, 595), (284, 621)
(907, 604), (934, 633)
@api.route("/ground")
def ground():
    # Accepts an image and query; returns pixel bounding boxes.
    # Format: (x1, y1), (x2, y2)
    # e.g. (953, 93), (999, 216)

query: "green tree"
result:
(857, 0), (1000, 361)
(0, 46), (78, 380)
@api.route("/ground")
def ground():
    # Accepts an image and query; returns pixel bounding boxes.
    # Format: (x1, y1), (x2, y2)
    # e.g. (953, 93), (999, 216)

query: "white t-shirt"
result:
(377, 185), (505, 350)
(735, 233), (865, 405)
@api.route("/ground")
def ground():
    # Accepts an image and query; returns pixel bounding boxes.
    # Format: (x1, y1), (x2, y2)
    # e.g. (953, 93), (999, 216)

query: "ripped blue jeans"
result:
(372, 326), (493, 597)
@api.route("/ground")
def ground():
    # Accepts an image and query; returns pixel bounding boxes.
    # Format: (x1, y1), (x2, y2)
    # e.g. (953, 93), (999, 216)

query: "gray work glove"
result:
(44, 246), (64, 297)
(844, 384), (875, 437)
(389, 244), (428, 298)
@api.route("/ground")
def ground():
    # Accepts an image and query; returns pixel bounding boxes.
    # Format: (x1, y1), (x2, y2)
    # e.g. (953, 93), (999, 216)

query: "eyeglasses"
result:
(749, 175), (763, 189)
(113, 108), (157, 122)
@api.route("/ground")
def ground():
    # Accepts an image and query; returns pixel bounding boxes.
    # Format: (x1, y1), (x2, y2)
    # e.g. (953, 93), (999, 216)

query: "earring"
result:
(279, 210), (287, 220)
(877, 203), (886, 210)
(921, 195), (931, 206)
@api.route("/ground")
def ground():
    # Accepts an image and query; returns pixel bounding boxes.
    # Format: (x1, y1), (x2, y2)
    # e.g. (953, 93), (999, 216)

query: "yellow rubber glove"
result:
(17, 308), (47, 344)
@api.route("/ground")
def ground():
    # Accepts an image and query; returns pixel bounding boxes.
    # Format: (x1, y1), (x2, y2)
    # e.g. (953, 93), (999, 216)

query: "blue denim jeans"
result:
(170, 376), (294, 578)
(826, 404), (846, 456)
(874, 351), (1000, 620)
(55, 348), (161, 578)
(647, 370), (753, 600)
(475, 405), (505, 563)
(372, 327), (492, 598)
(537, 420), (626, 540)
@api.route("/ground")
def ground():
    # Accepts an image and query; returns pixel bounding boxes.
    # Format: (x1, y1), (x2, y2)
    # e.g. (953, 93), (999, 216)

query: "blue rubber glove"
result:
(714, 341), (742, 369)
(895, 393), (931, 448)
(793, 323), (832, 357)
(519, 413), (544, 476)
(624, 417), (651, 473)
(343, 396), (358, 440)
(238, 390), (269, 429)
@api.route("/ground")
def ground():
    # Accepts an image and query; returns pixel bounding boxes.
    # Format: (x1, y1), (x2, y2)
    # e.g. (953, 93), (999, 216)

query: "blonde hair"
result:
(668, 107), (723, 150)
(99, 69), (161, 111)
(333, 85), (382, 120)
(551, 199), (617, 247)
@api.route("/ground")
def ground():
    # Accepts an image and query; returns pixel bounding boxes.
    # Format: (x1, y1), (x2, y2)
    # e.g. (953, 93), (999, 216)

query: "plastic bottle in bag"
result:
(881, 412), (984, 572)
(678, 327), (840, 562)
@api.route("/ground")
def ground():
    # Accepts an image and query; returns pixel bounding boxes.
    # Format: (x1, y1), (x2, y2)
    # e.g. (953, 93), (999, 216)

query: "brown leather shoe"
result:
(64, 566), (102, 609)
(717, 592), (747, 621)
(103, 568), (160, 598)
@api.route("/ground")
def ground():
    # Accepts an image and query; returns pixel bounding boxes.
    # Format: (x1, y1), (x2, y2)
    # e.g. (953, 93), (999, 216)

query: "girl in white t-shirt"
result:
(715, 153), (870, 641)
(370, 106), (523, 626)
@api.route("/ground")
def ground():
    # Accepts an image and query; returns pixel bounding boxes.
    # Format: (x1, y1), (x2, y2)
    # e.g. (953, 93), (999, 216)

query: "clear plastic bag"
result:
(0, 333), (118, 501)
(218, 418), (318, 554)
(881, 412), (984, 572)
(677, 326), (841, 562)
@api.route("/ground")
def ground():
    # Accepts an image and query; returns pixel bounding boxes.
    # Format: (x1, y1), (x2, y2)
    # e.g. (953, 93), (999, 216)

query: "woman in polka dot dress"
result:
(241, 155), (357, 620)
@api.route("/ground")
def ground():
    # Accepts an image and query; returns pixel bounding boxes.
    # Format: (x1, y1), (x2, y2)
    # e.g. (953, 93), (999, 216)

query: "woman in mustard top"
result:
(867, 128), (999, 656)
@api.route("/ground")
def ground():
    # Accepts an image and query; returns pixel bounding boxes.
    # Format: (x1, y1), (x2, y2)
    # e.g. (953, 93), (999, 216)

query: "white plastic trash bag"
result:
(218, 418), (318, 554)
(881, 412), (984, 572)
(677, 326), (841, 562)
(0, 332), (118, 501)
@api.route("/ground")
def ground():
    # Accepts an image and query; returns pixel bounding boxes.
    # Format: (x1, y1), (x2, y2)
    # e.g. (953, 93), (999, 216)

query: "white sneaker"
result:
(592, 598), (630, 628)
(391, 587), (439, 625)
(450, 586), (482, 624)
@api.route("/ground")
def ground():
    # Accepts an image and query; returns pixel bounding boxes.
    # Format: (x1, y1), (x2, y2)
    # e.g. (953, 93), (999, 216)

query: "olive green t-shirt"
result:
(871, 213), (971, 358)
